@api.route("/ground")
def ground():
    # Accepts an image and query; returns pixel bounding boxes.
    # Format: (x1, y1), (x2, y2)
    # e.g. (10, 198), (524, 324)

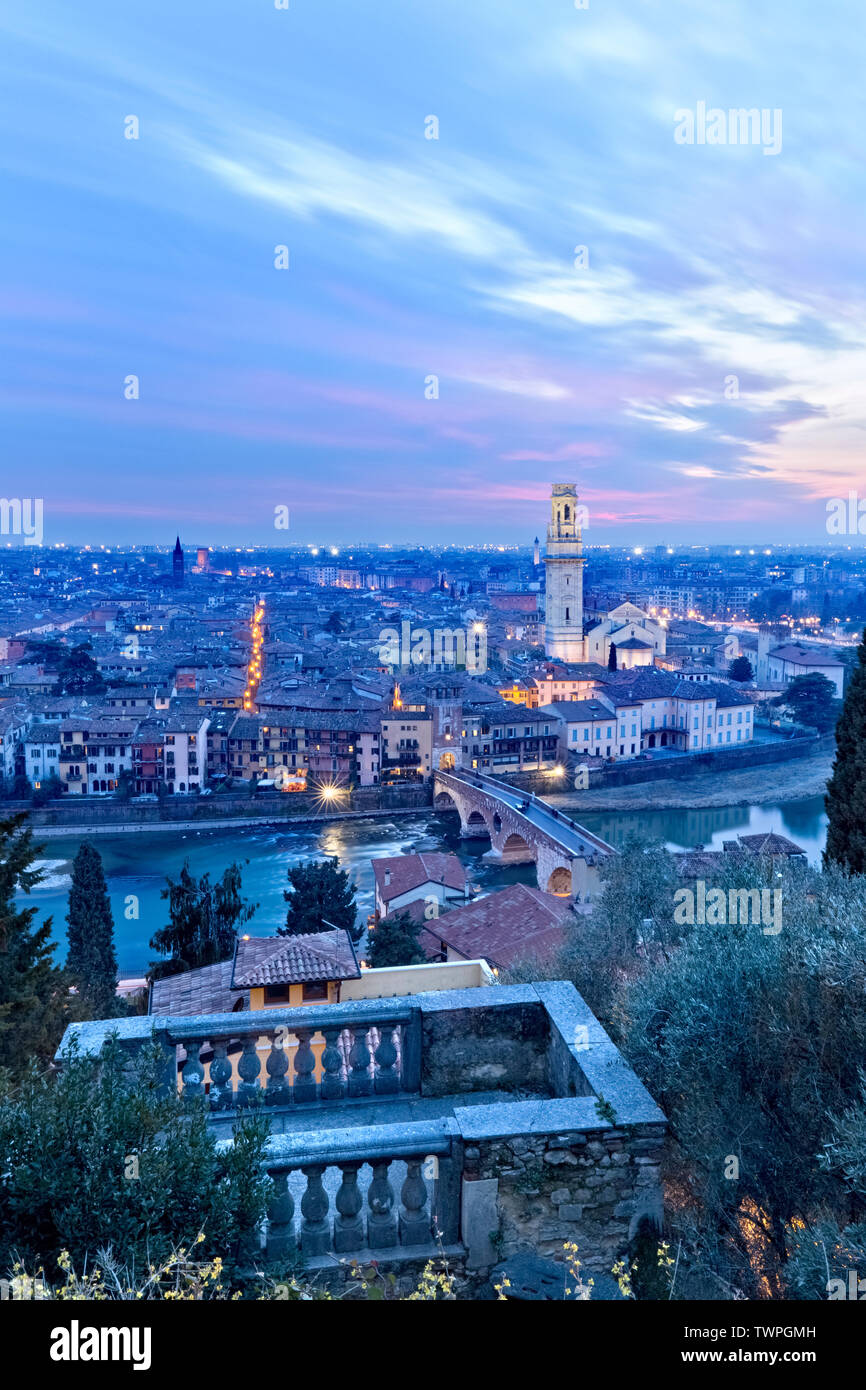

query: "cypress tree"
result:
(824, 627), (866, 873)
(66, 840), (118, 1016)
(608, 642), (617, 672)
(0, 813), (69, 1075)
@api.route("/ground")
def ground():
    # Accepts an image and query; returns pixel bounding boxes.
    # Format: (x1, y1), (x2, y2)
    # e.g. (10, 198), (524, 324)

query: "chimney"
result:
(384, 869), (391, 885)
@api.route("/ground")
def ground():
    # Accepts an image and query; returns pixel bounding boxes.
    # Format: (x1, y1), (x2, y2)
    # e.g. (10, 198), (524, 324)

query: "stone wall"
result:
(18, 782), (432, 831)
(420, 997), (550, 1098)
(469, 1122), (666, 1275)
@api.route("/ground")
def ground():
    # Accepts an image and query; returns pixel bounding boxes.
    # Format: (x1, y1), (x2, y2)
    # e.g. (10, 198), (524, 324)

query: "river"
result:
(24, 797), (828, 975)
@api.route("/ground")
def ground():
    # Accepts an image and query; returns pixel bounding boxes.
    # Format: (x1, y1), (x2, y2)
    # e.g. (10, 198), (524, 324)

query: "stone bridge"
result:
(433, 769), (615, 903)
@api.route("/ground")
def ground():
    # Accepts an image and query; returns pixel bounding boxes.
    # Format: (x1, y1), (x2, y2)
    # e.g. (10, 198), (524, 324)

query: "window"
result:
(263, 984), (292, 1004)
(302, 981), (329, 1002)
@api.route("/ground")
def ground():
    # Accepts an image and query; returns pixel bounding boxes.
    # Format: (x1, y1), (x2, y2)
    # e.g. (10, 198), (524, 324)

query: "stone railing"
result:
(258, 1118), (461, 1263)
(174, 1002), (420, 1111)
(61, 1000), (422, 1113)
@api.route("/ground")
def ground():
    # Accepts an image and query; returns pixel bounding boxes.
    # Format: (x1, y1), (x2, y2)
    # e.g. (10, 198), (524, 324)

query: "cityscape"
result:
(1, 0), (864, 1363)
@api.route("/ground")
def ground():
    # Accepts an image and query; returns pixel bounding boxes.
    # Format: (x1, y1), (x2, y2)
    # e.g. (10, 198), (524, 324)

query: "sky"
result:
(1, 0), (864, 547)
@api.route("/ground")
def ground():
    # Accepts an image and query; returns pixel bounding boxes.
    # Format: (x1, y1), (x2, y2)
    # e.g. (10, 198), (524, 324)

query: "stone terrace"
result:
(59, 982), (666, 1286)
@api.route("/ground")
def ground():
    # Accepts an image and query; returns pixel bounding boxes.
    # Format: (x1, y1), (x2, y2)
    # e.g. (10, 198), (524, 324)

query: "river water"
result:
(25, 797), (828, 975)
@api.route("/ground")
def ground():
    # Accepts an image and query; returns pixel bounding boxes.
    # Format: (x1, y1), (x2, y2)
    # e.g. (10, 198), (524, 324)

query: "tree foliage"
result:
(150, 861), (257, 979)
(57, 642), (105, 696)
(728, 655), (753, 682)
(281, 857), (359, 942)
(66, 841), (119, 1018)
(0, 1038), (270, 1276)
(773, 670), (839, 733)
(825, 628), (866, 872)
(0, 813), (71, 1077)
(368, 909), (426, 968)
(619, 857), (866, 1297)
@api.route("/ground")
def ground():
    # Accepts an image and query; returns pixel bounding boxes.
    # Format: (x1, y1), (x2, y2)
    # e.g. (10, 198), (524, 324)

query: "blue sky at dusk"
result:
(1, 0), (863, 546)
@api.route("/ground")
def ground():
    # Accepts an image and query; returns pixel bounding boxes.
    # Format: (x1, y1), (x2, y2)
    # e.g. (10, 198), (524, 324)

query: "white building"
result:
(24, 723), (61, 787)
(766, 643), (844, 699)
(163, 711), (210, 792)
(584, 601), (667, 670)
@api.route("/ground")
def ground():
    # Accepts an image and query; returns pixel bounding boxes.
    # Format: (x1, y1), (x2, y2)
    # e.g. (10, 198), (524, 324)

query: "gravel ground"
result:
(545, 751), (833, 812)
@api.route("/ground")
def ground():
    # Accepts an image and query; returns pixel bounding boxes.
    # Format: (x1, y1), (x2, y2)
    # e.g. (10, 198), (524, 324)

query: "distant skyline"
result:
(1, 2), (864, 545)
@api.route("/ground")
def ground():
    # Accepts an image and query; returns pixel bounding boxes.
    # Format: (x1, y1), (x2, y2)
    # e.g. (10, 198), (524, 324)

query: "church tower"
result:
(544, 484), (585, 661)
(173, 535), (185, 587)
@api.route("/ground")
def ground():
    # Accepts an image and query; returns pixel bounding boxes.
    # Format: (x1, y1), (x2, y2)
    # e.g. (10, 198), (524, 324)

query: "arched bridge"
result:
(433, 768), (615, 902)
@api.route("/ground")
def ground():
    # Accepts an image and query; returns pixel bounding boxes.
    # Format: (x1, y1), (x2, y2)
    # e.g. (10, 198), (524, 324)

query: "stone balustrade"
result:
(58, 999), (421, 1112)
(256, 1118), (460, 1262)
(174, 1009), (416, 1112)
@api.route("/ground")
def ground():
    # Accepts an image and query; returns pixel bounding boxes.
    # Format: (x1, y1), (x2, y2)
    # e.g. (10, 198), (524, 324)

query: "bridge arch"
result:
(501, 832), (534, 863)
(434, 789), (457, 812)
(465, 809), (490, 838)
(546, 866), (572, 896)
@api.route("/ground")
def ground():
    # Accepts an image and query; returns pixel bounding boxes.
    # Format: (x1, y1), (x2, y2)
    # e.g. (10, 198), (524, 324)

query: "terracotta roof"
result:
(149, 959), (247, 1017)
(419, 883), (572, 970)
(372, 852), (467, 903)
(231, 928), (360, 987)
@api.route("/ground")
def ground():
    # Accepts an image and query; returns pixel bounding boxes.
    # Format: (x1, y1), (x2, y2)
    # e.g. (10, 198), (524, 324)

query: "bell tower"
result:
(544, 484), (585, 660)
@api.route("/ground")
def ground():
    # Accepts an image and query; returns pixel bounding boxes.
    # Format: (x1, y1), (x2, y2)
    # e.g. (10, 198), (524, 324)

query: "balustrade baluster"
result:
(399, 1158), (432, 1245)
(267, 1172), (296, 1259)
(373, 1024), (399, 1095)
(320, 1028), (345, 1101)
(347, 1026), (372, 1097)
(237, 1036), (262, 1108)
(266, 1034), (291, 1106)
(333, 1163), (364, 1252)
(209, 1040), (234, 1110)
(181, 1041), (205, 1102)
(366, 1160), (398, 1249)
(299, 1165), (330, 1255)
(293, 1028), (317, 1103)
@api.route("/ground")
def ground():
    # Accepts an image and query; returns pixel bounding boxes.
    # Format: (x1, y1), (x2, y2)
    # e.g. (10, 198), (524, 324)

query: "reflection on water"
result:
(25, 798), (828, 975)
(577, 796), (828, 865)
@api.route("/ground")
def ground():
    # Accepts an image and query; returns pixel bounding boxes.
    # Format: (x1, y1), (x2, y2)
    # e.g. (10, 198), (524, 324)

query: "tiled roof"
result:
(232, 928), (360, 987)
(735, 832), (806, 856)
(372, 852), (467, 903)
(149, 958), (246, 1017)
(419, 883), (572, 969)
(769, 644), (843, 667)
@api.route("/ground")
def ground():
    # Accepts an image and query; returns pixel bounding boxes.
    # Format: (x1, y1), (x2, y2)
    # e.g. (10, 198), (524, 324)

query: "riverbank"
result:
(31, 805), (433, 840)
(545, 749), (833, 812)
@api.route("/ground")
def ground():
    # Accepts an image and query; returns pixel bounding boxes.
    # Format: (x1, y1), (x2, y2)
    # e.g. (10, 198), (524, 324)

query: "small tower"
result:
(544, 484), (585, 661)
(533, 535), (540, 567)
(173, 535), (185, 587)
